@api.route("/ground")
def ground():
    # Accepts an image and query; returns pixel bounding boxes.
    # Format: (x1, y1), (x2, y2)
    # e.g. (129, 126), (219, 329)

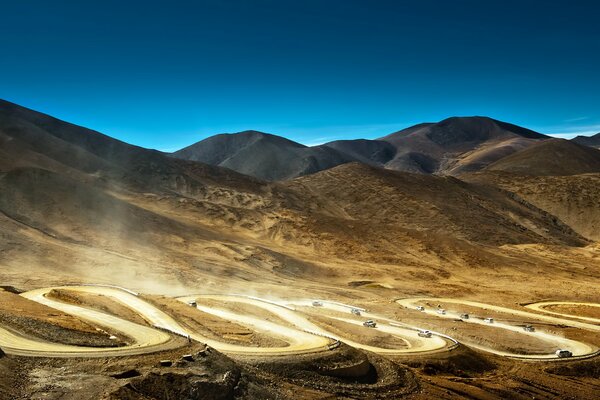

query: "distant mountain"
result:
(377, 116), (548, 175)
(172, 116), (549, 180)
(172, 130), (356, 181)
(484, 139), (600, 176)
(572, 132), (600, 149)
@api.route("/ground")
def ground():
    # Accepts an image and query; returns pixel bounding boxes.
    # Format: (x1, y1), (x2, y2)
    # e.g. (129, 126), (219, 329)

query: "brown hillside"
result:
(485, 139), (600, 176)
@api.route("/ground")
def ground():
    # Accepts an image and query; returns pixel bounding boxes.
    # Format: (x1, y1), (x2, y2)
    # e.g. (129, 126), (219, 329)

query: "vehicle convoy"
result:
(418, 330), (432, 338)
(363, 320), (377, 328)
(351, 308), (361, 316)
(437, 309), (446, 315)
(556, 349), (573, 358)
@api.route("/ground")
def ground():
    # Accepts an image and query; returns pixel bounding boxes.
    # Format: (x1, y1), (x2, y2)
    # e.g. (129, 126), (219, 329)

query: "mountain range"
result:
(172, 116), (600, 180)
(1, 98), (599, 291)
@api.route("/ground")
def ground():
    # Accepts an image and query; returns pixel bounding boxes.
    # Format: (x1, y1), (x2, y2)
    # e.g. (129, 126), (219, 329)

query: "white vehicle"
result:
(417, 330), (432, 338)
(312, 300), (323, 307)
(351, 308), (362, 316)
(363, 320), (377, 328)
(484, 317), (494, 323)
(436, 309), (446, 315)
(555, 349), (572, 358)
(460, 313), (469, 319)
(187, 300), (197, 307)
(523, 325), (535, 332)
(416, 306), (425, 311)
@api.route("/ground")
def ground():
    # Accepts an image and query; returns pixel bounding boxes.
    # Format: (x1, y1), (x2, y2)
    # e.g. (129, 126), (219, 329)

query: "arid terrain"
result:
(1, 100), (600, 399)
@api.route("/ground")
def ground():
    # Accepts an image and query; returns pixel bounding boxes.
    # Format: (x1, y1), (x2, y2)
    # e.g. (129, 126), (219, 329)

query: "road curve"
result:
(272, 298), (455, 355)
(397, 298), (598, 360)
(524, 302), (600, 324)
(1, 286), (181, 357)
(178, 294), (334, 356)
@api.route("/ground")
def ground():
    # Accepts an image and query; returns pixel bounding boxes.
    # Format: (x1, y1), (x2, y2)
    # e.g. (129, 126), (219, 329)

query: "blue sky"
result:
(1, 0), (599, 150)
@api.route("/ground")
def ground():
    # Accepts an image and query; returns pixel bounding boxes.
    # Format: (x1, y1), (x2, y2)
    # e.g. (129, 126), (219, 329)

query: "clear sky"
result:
(1, 0), (599, 150)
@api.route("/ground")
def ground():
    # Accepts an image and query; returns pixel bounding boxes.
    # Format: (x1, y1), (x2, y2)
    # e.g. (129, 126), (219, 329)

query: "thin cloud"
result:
(538, 122), (600, 139)
(563, 116), (589, 123)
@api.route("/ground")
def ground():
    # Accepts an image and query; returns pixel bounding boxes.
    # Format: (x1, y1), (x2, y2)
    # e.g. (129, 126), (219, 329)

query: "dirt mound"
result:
(405, 346), (496, 377)
(250, 344), (418, 398)
(546, 359), (600, 378)
(485, 139), (600, 176)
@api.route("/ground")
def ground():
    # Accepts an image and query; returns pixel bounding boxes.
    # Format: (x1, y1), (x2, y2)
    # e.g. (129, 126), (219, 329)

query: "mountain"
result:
(0, 99), (262, 194)
(171, 130), (356, 181)
(572, 132), (600, 149)
(464, 171), (600, 241)
(484, 139), (600, 176)
(284, 163), (585, 251)
(172, 116), (549, 180)
(377, 116), (548, 175)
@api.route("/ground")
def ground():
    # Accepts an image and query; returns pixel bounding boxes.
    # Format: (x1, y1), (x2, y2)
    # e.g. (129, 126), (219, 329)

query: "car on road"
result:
(460, 313), (469, 319)
(523, 325), (535, 332)
(363, 320), (377, 328)
(187, 300), (197, 307)
(351, 308), (361, 316)
(312, 301), (323, 307)
(418, 329), (432, 338)
(436, 309), (446, 315)
(416, 306), (425, 311)
(484, 317), (494, 323)
(555, 349), (573, 358)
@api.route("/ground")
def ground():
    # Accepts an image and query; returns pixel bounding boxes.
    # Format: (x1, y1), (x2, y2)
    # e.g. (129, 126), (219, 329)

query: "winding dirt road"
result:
(2, 286), (180, 357)
(285, 299), (454, 355)
(1, 285), (598, 361)
(396, 298), (599, 359)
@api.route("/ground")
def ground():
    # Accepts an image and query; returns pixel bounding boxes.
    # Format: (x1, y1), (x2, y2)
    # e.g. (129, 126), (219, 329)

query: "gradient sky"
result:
(1, 0), (599, 150)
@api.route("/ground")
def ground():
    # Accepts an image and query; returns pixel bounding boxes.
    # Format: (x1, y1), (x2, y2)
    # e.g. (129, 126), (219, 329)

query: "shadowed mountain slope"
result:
(285, 163), (586, 249)
(172, 130), (356, 181)
(464, 171), (600, 241)
(572, 132), (600, 149)
(0, 99), (263, 195)
(484, 139), (600, 176)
